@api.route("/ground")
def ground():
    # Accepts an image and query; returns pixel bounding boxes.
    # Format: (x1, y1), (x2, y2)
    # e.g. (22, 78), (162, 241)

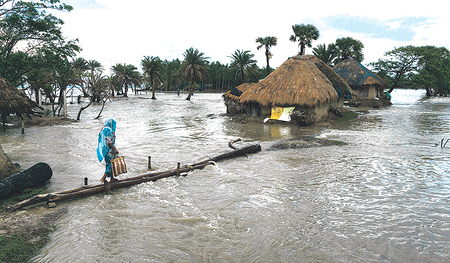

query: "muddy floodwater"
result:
(1, 90), (449, 262)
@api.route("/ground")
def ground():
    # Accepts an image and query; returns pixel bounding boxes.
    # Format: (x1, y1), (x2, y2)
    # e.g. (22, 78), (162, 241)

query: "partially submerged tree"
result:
(180, 47), (209, 100)
(256, 36), (277, 76)
(289, 24), (319, 55)
(141, 56), (163, 99)
(77, 70), (109, 120)
(111, 63), (141, 97)
(370, 45), (450, 95)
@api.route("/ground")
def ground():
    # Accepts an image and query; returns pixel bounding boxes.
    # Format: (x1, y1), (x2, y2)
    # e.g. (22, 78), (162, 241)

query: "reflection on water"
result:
(1, 90), (450, 262)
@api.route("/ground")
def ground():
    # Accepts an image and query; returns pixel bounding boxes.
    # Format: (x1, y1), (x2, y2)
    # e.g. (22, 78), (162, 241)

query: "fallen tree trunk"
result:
(9, 143), (260, 211)
(0, 162), (52, 199)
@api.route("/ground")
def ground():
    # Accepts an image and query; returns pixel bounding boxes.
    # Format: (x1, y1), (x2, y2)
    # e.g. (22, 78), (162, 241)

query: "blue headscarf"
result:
(97, 119), (116, 162)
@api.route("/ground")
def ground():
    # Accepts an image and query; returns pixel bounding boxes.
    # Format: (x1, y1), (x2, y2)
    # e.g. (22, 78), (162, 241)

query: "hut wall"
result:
(224, 97), (246, 114)
(246, 103), (262, 117)
(354, 85), (378, 99)
(313, 103), (332, 120)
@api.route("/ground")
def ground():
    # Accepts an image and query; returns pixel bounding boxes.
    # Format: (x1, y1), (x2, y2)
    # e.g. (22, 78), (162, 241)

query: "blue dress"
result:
(97, 119), (116, 177)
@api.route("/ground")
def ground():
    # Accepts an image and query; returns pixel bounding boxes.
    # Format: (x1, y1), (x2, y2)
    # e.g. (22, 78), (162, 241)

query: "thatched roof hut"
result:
(334, 59), (391, 107)
(0, 77), (42, 130)
(239, 55), (340, 107)
(223, 55), (352, 125)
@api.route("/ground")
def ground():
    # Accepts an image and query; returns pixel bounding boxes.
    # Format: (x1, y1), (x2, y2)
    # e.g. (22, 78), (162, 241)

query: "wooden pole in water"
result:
(148, 156), (152, 170)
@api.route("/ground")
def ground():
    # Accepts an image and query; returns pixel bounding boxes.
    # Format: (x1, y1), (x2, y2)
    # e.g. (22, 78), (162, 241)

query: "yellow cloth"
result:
(270, 107), (295, 121)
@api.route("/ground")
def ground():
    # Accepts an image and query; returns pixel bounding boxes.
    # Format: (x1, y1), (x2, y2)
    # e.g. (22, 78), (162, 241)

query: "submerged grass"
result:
(334, 110), (359, 124)
(0, 228), (53, 263)
(0, 185), (62, 263)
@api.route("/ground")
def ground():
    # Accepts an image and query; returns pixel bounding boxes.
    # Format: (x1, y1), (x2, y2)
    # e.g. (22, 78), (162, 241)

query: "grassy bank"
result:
(0, 187), (65, 263)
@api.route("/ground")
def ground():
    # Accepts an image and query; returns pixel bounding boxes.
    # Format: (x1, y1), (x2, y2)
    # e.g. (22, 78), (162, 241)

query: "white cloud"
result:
(57, 0), (450, 74)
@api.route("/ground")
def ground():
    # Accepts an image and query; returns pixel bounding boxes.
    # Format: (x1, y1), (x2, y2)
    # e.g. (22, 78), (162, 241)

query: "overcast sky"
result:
(58, 0), (449, 74)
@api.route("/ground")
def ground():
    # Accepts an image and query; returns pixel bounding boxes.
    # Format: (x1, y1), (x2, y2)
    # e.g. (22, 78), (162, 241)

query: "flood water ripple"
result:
(1, 90), (449, 262)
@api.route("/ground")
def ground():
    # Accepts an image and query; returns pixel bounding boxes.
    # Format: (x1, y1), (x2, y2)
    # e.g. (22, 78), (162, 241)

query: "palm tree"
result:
(180, 47), (209, 100)
(141, 56), (163, 99)
(256, 36), (277, 76)
(162, 59), (182, 92)
(334, 37), (364, 63)
(229, 49), (257, 84)
(77, 70), (109, 120)
(86, 59), (103, 74)
(111, 63), (141, 97)
(313, 43), (337, 66)
(84, 60), (103, 101)
(289, 24), (320, 55)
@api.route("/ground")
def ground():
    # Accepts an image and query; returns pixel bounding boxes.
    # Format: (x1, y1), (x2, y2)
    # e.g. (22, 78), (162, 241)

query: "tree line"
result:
(1, 0), (449, 120)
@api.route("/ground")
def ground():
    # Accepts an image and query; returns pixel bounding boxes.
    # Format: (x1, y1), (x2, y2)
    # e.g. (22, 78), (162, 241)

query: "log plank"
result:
(8, 143), (260, 211)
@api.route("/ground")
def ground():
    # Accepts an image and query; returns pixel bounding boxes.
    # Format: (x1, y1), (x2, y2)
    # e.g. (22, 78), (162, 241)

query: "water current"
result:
(1, 90), (449, 262)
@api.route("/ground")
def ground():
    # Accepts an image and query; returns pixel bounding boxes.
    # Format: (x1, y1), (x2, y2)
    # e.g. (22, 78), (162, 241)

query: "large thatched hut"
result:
(333, 59), (391, 107)
(223, 55), (352, 125)
(0, 77), (42, 131)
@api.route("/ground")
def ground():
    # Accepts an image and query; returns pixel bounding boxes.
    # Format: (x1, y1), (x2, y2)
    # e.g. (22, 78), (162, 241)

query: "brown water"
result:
(1, 90), (449, 262)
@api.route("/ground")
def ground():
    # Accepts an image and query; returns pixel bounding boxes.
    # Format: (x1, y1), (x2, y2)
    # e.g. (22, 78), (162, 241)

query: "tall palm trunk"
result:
(123, 83), (128, 97)
(265, 47), (270, 76)
(299, 41), (306, 55)
(151, 75), (156, 99)
(186, 80), (194, 101)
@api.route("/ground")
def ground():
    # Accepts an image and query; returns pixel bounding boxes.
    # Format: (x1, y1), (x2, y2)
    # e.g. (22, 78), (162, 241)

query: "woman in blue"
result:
(97, 119), (119, 183)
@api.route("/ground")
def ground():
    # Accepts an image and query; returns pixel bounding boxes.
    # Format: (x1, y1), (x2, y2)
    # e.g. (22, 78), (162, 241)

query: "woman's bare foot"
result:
(110, 177), (118, 183)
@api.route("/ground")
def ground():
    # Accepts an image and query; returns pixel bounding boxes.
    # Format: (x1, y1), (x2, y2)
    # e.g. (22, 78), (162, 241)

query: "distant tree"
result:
(86, 60), (103, 74)
(141, 56), (163, 99)
(313, 43), (337, 66)
(111, 63), (141, 97)
(370, 45), (450, 96)
(229, 49), (257, 84)
(161, 59), (182, 91)
(256, 36), (277, 76)
(180, 47), (209, 100)
(369, 46), (421, 93)
(0, 0), (75, 87)
(289, 24), (319, 55)
(106, 74), (121, 97)
(412, 46), (450, 96)
(334, 37), (364, 63)
(82, 59), (104, 101)
(77, 70), (109, 120)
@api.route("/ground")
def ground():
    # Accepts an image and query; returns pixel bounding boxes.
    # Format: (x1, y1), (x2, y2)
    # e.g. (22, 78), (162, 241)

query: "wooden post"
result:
(148, 156), (152, 170)
(176, 162), (180, 176)
(21, 120), (24, 134)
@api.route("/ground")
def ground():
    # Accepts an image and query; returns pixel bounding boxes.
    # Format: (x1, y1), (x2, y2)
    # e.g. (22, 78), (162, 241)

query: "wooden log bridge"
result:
(8, 142), (261, 211)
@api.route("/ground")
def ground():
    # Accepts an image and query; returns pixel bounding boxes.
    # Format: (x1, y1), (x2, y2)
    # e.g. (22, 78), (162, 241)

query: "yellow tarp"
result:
(268, 107), (295, 122)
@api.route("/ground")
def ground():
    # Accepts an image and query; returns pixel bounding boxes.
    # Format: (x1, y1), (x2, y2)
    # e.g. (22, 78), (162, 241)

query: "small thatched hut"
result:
(0, 77), (42, 131)
(223, 83), (254, 115)
(223, 55), (352, 125)
(333, 59), (391, 107)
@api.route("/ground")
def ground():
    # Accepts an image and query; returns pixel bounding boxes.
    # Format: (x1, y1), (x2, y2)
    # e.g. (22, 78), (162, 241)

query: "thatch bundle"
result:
(0, 77), (42, 129)
(239, 55), (340, 108)
(333, 59), (387, 89)
(307, 55), (353, 98)
(223, 83), (254, 102)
